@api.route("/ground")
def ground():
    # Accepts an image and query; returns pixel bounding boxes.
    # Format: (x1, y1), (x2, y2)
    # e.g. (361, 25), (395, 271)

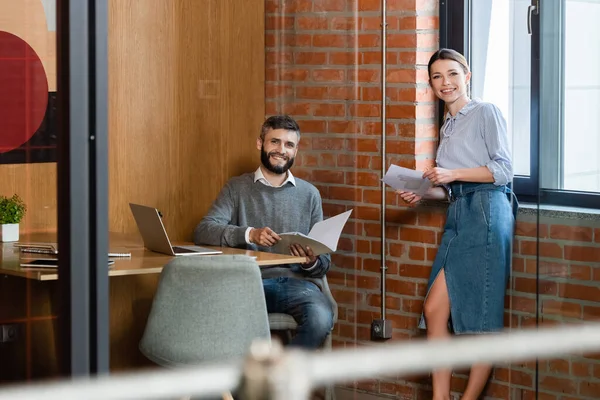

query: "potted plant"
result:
(0, 194), (27, 242)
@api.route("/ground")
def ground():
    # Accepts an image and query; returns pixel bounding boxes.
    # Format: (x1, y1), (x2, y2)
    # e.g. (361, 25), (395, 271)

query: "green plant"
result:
(0, 194), (27, 224)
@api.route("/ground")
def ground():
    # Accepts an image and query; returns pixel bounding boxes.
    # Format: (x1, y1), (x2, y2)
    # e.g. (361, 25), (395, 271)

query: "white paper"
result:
(274, 209), (353, 256)
(382, 165), (432, 196)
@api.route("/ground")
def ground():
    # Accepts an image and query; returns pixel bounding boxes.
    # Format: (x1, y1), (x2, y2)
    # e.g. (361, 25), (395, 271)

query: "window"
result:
(441, 0), (600, 208)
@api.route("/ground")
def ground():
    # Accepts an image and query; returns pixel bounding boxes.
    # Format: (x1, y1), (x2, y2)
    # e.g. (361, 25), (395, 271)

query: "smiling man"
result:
(194, 114), (333, 349)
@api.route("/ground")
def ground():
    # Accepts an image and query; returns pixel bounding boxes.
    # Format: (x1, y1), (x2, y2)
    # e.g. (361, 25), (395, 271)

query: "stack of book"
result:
(14, 242), (131, 258)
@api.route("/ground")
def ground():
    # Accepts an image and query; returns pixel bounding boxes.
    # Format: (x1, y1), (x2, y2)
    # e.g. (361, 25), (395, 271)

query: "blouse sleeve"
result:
(481, 104), (513, 185)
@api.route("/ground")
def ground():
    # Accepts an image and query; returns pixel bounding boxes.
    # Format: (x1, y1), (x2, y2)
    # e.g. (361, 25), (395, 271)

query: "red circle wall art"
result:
(0, 31), (49, 154)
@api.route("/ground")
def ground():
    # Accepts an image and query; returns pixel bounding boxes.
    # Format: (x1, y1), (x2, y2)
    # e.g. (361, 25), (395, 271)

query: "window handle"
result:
(527, 1), (539, 35)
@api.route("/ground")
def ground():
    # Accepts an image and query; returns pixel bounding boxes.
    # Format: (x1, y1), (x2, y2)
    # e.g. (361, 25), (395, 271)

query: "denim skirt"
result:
(418, 182), (515, 334)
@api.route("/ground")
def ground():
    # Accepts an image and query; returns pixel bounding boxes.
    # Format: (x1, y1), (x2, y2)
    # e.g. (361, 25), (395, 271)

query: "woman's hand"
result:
(396, 190), (422, 204)
(290, 244), (317, 266)
(423, 167), (456, 185)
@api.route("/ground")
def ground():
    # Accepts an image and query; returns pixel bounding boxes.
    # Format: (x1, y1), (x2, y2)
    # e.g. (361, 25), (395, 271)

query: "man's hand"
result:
(422, 167), (456, 185)
(249, 227), (281, 247)
(290, 244), (317, 266)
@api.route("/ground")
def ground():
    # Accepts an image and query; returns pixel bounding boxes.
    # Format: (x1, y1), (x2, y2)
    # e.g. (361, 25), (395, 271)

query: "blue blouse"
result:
(435, 98), (513, 186)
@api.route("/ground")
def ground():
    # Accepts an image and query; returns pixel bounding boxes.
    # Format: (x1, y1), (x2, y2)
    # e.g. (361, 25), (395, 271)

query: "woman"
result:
(398, 48), (515, 400)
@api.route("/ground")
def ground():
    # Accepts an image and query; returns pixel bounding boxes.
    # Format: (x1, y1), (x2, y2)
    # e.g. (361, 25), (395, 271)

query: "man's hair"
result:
(260, 115), (301, 141)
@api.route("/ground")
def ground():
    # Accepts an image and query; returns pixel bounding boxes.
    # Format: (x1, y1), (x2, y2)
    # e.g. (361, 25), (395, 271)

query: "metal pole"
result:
(380, 0), (388, 320)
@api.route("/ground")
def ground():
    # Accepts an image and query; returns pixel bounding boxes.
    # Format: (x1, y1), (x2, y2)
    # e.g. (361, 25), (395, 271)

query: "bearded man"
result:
(194, 114), (333, 349)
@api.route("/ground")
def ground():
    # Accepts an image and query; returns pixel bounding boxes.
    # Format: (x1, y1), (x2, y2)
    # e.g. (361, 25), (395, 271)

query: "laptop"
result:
(129, 203), (222, 256)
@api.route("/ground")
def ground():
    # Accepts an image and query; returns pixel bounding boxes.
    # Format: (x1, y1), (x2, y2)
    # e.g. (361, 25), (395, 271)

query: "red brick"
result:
(265, 16), (295, 31)
(356, 239), (371, 253)
(337, 154), (371, 168)
(311, 137), (344, 150)
(580, 381), (600, 398)
(400, 227), (436, 244)
(387, 33), (417, 48)
(550, 225), (593, 242)
(362, 51), (397, 65)
(279, 0), (312, 13)
(516, 221), (548, 238)
(409, 246), (425, 260)
(318, 153), (336, 167)
(349, 104), (381, 117)
(541, 300), (581, 319)
(349, 68), (380, 83)
(313, 103), (346, 117)
(266, 50), (293, 65)
(416, 33), (438, 48)
(386, 68), (417, 83)
(560, 282), (600, 302)
(521, 240), (563, 258)
(331, 16), (357, 31)
(595, 228), (600, 243)
(346, 138), (379, 152)
(328, 51), (356, 65)
(358, 0), (380, 11)
(298, 119), (326, 133)
(355, 205), (380, 221)
(386, 139), (415, 154)
(564, 245), (600, 262)
(294, 51), (327, 65)
(398, 263), (431, 279)
(328, 186), (362, 202)
(311, 170), (344, 184)
(313, 34), (348, 48)
(282, 33), (312, 47)
(312, 69), (345, 82)
(346, 172), (380, 187)
(538, 375), (578, 395)
(265, 83), (293, 98)
(401, 298), (424, 314)
(416, 15), (439, 30)
(282, 102), (311, 115)
(513, 277), (558, 296)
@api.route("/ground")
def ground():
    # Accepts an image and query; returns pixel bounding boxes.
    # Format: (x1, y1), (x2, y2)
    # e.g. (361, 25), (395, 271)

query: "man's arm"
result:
(193, 183), (247, 247)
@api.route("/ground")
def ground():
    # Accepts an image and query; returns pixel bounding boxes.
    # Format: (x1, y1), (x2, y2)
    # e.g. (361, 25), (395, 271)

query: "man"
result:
(194, 115), (333, 349)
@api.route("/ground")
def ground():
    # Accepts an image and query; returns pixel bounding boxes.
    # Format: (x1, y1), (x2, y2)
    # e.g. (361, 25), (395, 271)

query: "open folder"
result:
(273, 209), (353, 256)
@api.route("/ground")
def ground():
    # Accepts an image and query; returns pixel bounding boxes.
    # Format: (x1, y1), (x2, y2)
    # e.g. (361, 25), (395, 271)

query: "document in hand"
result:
(382, 164), (432, 196)
(274, 209), (353, 256)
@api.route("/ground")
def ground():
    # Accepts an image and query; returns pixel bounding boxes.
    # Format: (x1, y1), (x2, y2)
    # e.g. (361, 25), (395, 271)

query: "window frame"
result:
(440, 0), (600, 209)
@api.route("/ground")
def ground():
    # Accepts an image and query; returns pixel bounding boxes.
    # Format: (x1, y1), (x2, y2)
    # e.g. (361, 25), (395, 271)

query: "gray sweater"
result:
(194, 172), (331, 278)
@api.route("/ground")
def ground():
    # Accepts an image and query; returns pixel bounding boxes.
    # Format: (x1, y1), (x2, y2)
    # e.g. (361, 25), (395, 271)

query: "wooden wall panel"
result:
(108, 0), (265, 241)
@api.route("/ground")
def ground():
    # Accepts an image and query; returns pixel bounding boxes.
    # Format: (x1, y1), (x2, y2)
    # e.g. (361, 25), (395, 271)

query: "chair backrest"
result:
(139, 255), (270, 368)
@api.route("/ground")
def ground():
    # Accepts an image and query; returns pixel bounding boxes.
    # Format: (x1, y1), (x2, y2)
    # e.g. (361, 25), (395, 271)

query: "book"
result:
(382, 164), (432, 196)
(273, 209), (353, 256)
(20, 258), (115, 269)
(14, 243), (131, 258)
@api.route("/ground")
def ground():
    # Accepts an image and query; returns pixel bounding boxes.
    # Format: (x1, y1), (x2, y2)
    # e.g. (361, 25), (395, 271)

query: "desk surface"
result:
(0, 232), (306, 281)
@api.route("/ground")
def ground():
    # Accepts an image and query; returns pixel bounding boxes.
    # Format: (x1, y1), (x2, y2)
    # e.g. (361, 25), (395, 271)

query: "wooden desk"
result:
(0, 232), (306, 281)
(0, 232), (305, 382)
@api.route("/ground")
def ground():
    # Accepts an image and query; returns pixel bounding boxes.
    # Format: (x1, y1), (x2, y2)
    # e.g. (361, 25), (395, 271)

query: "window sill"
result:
(516, 202), (600, 222)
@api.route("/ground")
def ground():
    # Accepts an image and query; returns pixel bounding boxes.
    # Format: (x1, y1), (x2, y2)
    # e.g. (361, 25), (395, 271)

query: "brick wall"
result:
(264, 1), (600, 399)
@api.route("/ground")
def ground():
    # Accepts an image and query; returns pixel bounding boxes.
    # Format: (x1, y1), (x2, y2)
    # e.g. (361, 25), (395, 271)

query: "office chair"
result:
(139, 255), (270, 400)
(267, 275), (338, 400)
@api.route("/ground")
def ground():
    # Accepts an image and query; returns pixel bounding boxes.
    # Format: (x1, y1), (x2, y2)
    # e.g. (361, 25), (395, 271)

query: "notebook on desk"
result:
(14, 243), (131, 258)
(129, 203), (222, 256)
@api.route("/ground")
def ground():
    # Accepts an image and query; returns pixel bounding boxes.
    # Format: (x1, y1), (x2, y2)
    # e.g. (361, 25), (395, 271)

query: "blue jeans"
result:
(263, 277), (333, 349)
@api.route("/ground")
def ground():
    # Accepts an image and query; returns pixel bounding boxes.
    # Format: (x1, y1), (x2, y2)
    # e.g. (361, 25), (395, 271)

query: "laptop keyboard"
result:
(172, 246), (198, 254)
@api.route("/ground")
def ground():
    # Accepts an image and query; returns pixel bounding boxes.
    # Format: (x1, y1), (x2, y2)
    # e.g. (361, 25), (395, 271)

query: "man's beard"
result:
(260, 146), (295, 175)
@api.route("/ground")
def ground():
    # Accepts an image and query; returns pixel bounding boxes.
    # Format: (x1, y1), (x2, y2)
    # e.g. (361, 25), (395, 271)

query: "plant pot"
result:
(0, 223), (19, 242)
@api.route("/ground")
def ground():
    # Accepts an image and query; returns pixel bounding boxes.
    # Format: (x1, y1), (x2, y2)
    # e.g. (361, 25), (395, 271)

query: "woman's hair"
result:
(427, 48), (470, 77)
